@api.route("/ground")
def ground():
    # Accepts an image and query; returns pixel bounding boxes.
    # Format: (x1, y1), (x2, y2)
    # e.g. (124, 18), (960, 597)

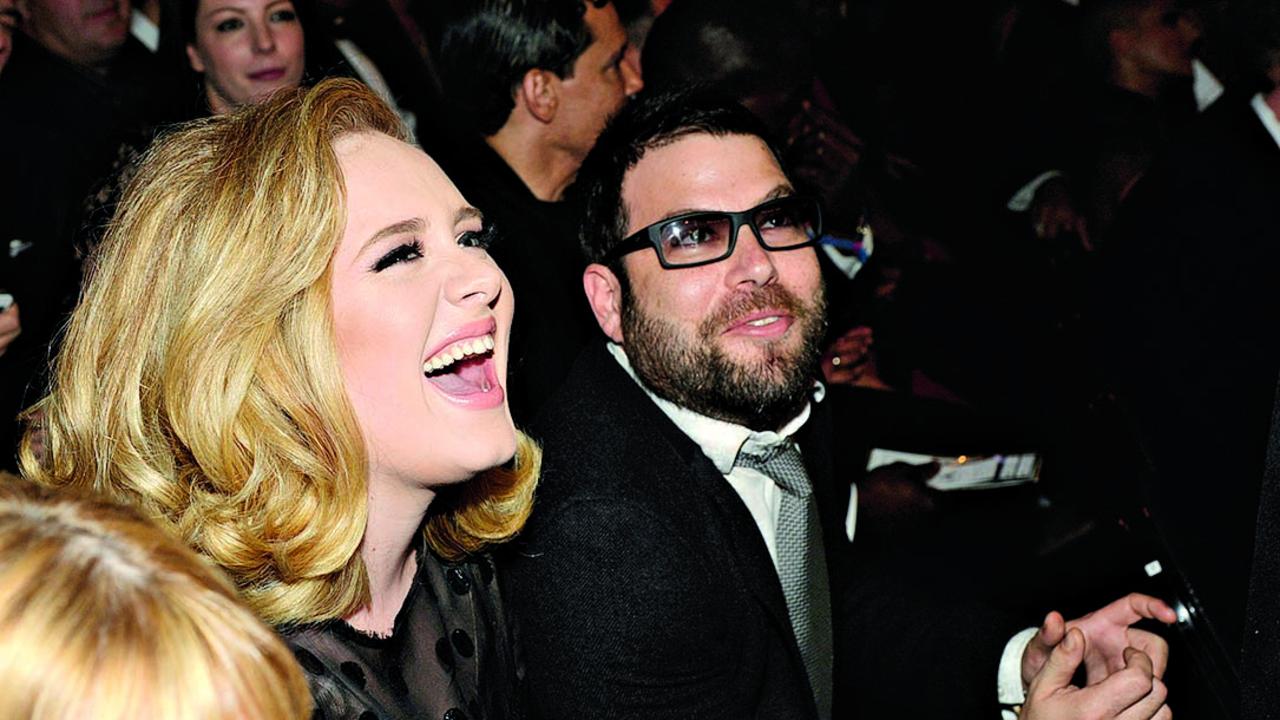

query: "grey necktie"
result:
(736, 442), (834, 719)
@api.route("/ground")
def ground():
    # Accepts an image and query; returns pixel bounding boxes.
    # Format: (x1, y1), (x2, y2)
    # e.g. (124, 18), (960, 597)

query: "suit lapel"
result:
(586, 347), (802, 654)
(574, 343), (823, 685)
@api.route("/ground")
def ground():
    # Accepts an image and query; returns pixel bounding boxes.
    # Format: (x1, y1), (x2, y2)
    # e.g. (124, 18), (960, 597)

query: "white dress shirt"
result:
(1252, 92), (1280, 150)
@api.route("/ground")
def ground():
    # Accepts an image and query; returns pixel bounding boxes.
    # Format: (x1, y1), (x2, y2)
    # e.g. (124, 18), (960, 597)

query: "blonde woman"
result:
(24, 78), (538, 719)
(0, 477), (313, 719)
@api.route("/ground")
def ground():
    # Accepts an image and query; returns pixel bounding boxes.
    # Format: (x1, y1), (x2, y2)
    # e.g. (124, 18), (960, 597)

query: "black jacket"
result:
(502, 342), (1011, 718)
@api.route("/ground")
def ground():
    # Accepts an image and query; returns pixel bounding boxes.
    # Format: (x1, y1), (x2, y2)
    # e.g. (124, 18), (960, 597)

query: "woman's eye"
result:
(270, 8), (298, 22)
(371, 240), (423, 272)
(214, 17), (244, 32)
(458, 224), (498, 250)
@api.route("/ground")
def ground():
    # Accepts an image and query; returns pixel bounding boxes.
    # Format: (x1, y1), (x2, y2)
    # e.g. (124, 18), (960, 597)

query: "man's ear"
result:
(186, 43), (206, 74)
(583, 263), (625, 343)
(519, 68), (559, 124)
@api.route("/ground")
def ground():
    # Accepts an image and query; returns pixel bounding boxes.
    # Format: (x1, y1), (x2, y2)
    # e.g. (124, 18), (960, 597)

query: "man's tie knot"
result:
(735, 442), (813, 498)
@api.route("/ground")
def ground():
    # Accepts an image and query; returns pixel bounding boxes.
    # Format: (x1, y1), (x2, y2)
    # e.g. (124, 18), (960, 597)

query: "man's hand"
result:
(1022, 628), (1171, 720)
(821, 326), (890, 389)
(1030, 176), (1092, 251)
(1022, 594), (1177, 688)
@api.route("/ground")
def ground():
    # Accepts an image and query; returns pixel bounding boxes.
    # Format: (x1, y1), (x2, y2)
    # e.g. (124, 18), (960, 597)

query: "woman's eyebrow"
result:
(363, 217), (425, 253)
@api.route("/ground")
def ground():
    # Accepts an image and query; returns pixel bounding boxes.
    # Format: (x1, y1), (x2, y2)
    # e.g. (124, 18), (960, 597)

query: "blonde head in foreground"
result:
(0, 477), (312, 719)
(22, 77), (539, 626)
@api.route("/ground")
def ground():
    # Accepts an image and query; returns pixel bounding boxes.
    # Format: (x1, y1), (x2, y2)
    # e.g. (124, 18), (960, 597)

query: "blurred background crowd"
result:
(0, 0), (1277, 716)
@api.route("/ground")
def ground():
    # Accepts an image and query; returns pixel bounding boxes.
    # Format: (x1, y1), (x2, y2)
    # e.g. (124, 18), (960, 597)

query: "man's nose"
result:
(725, 223), (777, 288)
(623, 58), (643, 97)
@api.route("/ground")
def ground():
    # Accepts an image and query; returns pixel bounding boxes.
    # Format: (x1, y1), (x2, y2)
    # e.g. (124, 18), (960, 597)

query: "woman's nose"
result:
(445, 251), (504, 308)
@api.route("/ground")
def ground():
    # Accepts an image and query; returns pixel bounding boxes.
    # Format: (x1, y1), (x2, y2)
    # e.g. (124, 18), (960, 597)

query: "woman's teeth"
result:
(422, 334), (495, 374)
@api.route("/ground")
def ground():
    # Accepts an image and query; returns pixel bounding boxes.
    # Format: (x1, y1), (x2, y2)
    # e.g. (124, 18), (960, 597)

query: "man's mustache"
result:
(699, 284), (815, 338)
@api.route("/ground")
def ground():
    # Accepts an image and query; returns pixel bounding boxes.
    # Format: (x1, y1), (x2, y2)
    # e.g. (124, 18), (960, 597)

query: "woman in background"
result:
(27, 78), (538, 719)
(182, 0), (306, 113)
(0, 478), (313, 720)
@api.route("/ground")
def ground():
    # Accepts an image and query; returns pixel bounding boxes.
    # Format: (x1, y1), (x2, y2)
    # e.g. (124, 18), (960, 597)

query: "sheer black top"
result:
(283, 547), (522, 720)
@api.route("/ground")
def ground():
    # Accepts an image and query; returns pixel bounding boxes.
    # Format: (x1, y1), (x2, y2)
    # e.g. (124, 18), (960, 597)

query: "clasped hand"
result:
(1020, 593), (1177, 720)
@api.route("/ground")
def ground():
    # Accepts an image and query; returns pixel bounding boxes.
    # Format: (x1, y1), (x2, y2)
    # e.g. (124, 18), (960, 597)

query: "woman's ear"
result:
(582, 263), (625, 344)
(186, 43), (205, 73)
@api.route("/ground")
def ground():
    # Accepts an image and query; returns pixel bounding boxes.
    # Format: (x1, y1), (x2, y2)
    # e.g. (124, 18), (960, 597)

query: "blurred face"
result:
(186, 0), (305, 114)
(330, 132), (517, 491)
(0, 0), (16, 75)
(22, 0), (128, 69)
(614, 133), (826, 430)
(553, 1), (643, 161)
(1123, 0), (1199, 79)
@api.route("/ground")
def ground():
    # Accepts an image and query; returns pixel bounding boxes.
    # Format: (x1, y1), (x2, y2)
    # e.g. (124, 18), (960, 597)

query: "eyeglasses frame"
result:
(605, 195), (825, 270)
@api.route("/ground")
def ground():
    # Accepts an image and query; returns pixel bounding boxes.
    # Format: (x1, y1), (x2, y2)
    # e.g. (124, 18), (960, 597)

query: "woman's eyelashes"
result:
(371, 240), (423, 272)
(370, 224), (494, 273)
(458, 223), (498, 250)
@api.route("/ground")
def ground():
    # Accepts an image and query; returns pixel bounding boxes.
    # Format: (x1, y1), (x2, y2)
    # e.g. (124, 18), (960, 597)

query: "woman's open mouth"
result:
(422, 333), (504, 408)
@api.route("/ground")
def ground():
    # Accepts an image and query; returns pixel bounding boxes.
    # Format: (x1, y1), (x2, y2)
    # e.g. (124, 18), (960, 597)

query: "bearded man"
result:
(501, 89), (1176, 720)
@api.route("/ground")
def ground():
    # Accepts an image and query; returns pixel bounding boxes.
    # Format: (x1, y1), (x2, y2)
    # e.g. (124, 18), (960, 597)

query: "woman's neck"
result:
(344, 479), (436, 637)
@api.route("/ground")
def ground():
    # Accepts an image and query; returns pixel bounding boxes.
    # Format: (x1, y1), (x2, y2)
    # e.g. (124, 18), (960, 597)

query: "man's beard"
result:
(622, 282), (828, 431)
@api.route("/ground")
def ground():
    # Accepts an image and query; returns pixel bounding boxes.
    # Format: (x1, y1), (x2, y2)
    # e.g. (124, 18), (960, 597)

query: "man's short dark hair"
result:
(434, 0), (603, 137)
(569, 88), (788, 269)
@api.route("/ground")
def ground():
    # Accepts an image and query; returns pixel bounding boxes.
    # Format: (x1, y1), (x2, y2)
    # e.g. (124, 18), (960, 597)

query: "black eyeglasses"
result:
(606, 196), (824, 269)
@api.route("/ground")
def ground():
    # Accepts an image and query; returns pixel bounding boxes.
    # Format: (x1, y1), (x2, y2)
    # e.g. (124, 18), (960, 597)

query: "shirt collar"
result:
(130, 9), (160, 53)
(1252, 93), (1280, 151)
(606, 342), (823, 475)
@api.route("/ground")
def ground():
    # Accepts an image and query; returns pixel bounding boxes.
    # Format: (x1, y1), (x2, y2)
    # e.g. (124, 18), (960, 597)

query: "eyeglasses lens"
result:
(753, 199), (819, 248)
(658, 214), (734, 265)
(653, 198), (820, 267)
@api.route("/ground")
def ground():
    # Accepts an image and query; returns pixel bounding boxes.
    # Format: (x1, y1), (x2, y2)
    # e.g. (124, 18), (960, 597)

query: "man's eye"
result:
(665, 221), (718, 249)
(758, 209), (798, 229)
(215, 17), (244, 32)
(458, 223), (498, 250)
(371, 240), (423, 272)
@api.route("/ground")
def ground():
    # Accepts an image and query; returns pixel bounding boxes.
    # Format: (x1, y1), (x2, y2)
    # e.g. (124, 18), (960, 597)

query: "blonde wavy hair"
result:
(0, 476), (313, 719)
(21, 78), (539, 626)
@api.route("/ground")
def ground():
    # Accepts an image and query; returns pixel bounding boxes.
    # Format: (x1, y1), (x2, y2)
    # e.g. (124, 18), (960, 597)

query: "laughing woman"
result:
(23, 78), (537, 720)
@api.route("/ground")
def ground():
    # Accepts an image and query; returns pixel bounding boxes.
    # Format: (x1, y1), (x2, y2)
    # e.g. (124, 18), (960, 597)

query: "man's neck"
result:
(138, 0), (162, 24)
(486, 125), (579, 202)
(1266, 86), (1280, 120)
(24, 30), (116, 77)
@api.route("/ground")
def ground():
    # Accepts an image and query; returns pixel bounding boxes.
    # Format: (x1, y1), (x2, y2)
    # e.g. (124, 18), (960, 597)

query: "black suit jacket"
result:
(502, 343), (1011, 719)
(1102, 93), (1280, 672)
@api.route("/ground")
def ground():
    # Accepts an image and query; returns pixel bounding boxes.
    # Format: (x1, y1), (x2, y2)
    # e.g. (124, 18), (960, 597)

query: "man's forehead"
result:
(621, 133), (787, 222)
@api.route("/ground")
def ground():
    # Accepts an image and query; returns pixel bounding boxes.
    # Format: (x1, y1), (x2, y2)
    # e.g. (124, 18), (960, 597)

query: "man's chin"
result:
(717, 335), (807, 373)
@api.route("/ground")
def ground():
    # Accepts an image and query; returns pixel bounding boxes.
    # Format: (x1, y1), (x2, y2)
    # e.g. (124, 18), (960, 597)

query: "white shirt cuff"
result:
(997, 626), (1038, 708)
(844, 483), (858, 542)
(1006, 170), (1063, 212)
